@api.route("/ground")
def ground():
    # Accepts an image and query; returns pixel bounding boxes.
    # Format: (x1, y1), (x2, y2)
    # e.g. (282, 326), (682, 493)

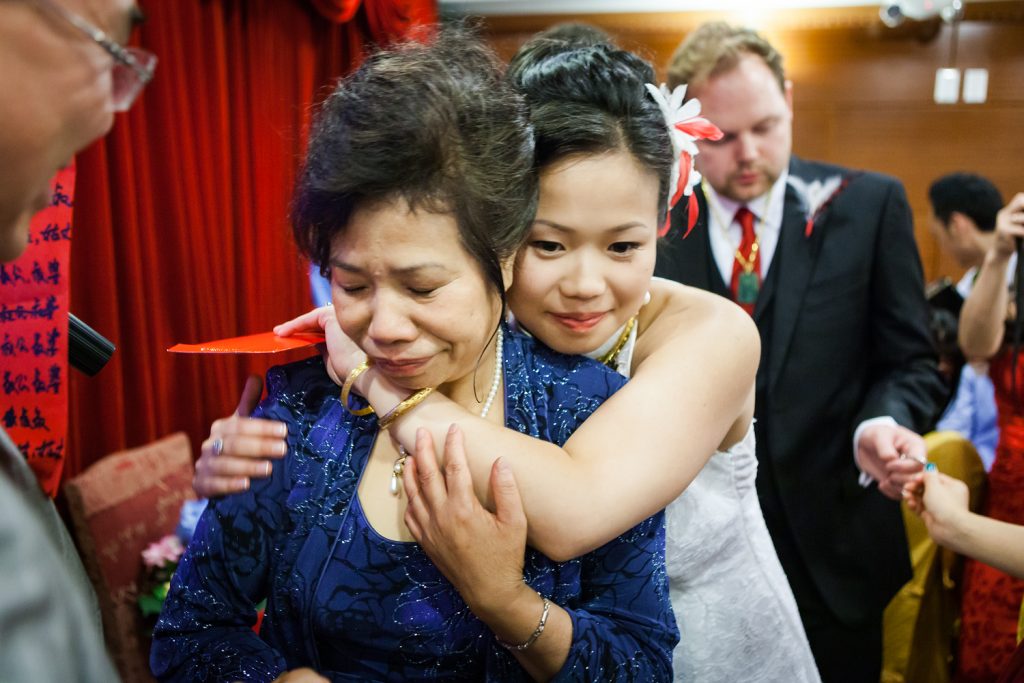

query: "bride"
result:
(197, 39), (821, 682)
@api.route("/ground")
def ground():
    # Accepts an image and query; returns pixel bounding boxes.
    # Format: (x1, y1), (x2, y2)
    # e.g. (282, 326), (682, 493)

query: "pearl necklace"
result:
(390, 328), (503, 496)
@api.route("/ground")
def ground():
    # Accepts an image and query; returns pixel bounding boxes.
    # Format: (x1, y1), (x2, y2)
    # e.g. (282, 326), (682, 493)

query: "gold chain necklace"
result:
(701, 185), (772, 275)
(598, 316), (636, 368)
(389, 328), (504, 496)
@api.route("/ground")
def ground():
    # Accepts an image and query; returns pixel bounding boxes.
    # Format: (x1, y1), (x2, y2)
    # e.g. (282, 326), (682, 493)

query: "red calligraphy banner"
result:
(0, 167), (74, 498)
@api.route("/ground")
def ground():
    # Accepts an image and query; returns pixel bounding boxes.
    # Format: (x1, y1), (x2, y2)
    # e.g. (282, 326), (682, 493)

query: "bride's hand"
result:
(273, 304), (334, 338)
(274, 305), (364, 386)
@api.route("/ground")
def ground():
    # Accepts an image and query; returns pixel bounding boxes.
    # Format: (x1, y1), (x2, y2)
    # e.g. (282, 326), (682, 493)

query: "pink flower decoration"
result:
(142, 534), (185, 569)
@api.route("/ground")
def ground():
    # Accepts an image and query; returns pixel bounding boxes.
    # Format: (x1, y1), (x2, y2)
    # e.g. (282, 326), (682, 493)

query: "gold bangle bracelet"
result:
(340, 359), (374, 416)
(377, 386), (434, 431)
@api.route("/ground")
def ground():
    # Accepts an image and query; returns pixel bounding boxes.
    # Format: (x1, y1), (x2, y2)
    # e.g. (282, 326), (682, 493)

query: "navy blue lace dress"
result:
(151, 329), (677, 681)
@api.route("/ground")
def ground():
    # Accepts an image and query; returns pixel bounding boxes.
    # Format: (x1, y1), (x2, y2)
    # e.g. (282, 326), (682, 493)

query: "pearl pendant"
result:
(390, 448), (407, 497)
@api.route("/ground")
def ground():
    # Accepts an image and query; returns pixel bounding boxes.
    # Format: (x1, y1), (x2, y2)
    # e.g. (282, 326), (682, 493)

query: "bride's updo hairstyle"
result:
(507, 39), (673, 225)
(292, 27), (537, 305)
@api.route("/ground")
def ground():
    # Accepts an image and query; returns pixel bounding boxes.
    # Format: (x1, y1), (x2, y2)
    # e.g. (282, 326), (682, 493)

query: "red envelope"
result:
(168, 331), (325, 354)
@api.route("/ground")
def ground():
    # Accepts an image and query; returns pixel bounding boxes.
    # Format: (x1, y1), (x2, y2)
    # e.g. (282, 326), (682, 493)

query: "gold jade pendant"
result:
(737, 271), (760, 305)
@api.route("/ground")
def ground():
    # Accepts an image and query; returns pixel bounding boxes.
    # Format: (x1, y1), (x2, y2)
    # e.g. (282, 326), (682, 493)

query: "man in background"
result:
(655, 22), (947, 681)
(929, 172), (1007, 295)
(928, 172), (1006, 470)
(0, 0), (150, 679)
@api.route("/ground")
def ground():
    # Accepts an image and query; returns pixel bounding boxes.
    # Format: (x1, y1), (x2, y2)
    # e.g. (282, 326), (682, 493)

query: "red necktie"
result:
(730, 206), (760, 315)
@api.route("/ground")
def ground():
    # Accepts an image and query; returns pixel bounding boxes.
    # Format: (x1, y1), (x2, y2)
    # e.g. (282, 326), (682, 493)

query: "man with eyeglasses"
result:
(1, 0), (153, 680)
(0, 0), (154, 255)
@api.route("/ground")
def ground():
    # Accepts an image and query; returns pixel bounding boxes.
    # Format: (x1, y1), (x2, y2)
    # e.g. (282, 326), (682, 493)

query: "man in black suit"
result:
(0, 0), (150, 679)
(655, 22), (947, 682)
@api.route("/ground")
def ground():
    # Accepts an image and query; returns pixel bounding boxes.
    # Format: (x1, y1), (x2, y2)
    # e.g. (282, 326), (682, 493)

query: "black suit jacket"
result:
(656, 157), (947, 626)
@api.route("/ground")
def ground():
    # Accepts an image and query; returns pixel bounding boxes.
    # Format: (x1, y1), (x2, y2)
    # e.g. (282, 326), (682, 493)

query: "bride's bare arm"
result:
(359, 279), (758, 560)
(200, 283), (757, 556)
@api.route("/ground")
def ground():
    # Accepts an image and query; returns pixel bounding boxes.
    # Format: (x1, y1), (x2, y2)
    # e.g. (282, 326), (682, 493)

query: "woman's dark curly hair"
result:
(507, 39), (673, 226)
(292, 27), (537, 305)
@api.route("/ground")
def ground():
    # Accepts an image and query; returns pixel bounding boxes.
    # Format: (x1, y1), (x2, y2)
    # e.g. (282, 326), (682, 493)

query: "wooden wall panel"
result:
(475, 2), (1024, 284)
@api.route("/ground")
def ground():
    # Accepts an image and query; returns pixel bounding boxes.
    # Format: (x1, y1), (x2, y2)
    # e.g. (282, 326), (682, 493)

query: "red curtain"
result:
(66, 0), (437, 481)
(312, 0), (363, 23)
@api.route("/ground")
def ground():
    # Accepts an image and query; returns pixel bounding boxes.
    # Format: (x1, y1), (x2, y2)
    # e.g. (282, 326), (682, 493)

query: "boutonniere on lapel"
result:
(645, 83), (722, 238)
(787, 174), (857, 238)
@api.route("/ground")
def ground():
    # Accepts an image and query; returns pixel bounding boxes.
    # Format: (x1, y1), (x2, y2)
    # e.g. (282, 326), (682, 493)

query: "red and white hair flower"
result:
(645, 83), (723, 237)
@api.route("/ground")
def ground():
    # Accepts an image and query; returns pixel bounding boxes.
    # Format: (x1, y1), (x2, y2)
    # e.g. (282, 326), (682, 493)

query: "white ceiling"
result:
(438, 0), (988, 16)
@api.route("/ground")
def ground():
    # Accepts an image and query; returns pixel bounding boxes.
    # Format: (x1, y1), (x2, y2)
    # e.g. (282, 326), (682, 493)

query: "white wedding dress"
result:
(664, 426), (821, 682)
(589, 320), (820, 682)
(515, 310), (819, 681)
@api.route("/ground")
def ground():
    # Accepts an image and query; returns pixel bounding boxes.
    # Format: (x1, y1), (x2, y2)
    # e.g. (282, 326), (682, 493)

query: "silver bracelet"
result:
(497, 595), (550, 651)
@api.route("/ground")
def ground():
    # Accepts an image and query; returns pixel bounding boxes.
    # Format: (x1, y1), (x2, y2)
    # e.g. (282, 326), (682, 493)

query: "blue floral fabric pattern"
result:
(151, 328), (677, 681)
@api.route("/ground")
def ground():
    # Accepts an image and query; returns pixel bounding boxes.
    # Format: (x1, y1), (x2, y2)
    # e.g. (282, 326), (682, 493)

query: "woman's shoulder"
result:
(503, 329), (626, 445)
(253, 357), (358, 504)
(258, 356), (342, 422)
(506, 327), (626, 390)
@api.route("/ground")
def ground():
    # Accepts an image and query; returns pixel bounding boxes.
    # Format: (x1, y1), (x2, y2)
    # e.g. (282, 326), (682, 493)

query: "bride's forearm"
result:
(354, 293), (758, 561)
(357, 369), (594, 559)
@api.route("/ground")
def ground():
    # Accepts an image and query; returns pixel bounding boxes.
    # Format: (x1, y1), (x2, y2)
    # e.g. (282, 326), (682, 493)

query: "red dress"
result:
(956, 348), (1024, 682)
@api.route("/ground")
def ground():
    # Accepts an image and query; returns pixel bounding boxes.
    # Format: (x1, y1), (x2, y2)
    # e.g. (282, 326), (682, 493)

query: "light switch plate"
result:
(963, 68), (989, 104)
(934, 68), (961, 104)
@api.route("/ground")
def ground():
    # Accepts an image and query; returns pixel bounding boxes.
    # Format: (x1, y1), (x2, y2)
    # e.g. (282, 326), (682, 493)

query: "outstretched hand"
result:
(903, 469), (970, 547)
(192, 375), (288, 498)
(855, 423), (926, 499)
(402, 425), (527, 612)
(274, 304), (363, 386)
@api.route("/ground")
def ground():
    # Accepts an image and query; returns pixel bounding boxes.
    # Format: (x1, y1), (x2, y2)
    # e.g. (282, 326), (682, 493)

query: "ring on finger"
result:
(212, 437), (224, 457)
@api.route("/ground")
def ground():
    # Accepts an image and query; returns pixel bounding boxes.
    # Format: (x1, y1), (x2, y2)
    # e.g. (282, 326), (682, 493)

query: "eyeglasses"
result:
(35, 0), (157, 112)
